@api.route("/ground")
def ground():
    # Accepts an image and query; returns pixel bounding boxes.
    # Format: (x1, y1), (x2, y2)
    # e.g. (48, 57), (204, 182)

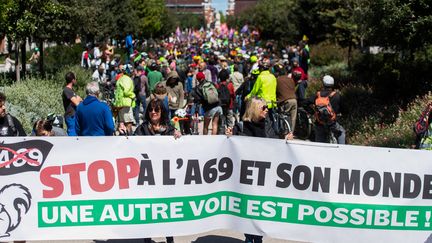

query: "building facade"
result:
(165, 0), (205, 14)
(227, 0), (258, 16)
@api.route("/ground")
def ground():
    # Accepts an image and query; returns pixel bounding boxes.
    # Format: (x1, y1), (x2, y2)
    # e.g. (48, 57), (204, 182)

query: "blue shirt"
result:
(75, 96), (114, 136)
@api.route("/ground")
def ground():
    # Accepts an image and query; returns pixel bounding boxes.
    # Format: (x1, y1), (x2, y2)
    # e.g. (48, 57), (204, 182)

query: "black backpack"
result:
(218, 83), (231, 107)
(133, 76), (141, 95)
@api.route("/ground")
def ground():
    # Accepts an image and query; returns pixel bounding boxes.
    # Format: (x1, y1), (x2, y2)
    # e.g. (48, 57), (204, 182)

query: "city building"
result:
(165, 0), (215, 28)
(165, 0), (205, 14)
(227, 0), (258, 16)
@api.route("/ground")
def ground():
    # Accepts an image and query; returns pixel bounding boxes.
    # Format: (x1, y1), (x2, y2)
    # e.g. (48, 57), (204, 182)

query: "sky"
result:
(212, 0), (228, 13)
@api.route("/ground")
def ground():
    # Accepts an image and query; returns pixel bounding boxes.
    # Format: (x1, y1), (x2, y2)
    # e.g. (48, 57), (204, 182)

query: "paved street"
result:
(4, 230), (305, 243)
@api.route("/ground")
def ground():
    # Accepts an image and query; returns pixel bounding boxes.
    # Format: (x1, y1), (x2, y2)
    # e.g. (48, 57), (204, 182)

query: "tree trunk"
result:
(15, 40), (20, 82)
(347, 44), (352, 69)
(38, 39), (44, 77)
(21, 40), (26, 77)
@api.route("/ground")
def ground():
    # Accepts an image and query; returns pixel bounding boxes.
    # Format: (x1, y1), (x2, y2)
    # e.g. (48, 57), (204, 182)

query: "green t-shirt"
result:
(147, 71), (163, 92)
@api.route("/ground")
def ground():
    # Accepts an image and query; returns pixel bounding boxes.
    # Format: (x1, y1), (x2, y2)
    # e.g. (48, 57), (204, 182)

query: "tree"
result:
(360, 0), (432, 56)
(0, 0), (74, 79)
(314, 0), (362, 66)
(133, 0), (168, 37)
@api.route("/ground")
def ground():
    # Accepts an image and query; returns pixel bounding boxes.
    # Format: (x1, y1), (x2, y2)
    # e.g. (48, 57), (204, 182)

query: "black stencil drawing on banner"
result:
(0, 184), (32, 238)
(0, 140), (53, 175)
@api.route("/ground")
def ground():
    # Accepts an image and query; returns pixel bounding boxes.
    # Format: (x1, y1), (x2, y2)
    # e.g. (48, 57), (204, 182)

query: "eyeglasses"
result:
(149, 107), (161, 113)
(261, 105), (268, 111)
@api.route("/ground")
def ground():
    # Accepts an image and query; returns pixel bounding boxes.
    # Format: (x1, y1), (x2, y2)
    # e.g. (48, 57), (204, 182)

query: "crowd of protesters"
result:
(1, 24), (431, 243)
(75, 26), (328, 142)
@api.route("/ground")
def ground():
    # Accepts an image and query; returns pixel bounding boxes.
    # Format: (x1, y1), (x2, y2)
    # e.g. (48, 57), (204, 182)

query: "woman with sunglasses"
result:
(226, 97), (292, 243)
(227, 97), (293, 140)
(134, 98), (179, 243)
(134, 98), (181, 139)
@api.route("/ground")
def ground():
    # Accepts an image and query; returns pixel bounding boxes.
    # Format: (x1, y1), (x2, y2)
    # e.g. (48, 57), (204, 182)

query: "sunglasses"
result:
(261, 105), (269, 111)
(149, 107), (161, 113)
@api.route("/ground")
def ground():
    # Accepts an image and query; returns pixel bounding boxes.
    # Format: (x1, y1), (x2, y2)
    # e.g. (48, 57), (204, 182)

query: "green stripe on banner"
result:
(38, 191), (432, 230)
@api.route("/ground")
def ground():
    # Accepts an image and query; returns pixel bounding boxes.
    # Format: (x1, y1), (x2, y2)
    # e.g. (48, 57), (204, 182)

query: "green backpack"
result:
(201, 81), (219, 104)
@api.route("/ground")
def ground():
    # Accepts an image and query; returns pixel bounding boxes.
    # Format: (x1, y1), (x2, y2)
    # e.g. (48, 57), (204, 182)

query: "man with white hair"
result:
(75, 81), (114, 136)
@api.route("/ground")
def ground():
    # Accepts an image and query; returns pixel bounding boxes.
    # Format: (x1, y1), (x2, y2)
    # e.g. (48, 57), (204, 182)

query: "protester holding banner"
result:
(134, 98), (179, 242)
(0, 92), (26, 136)
(227, 96), (293, 141)
(226, 96), (291, 243)
(134, 98), (181, 138)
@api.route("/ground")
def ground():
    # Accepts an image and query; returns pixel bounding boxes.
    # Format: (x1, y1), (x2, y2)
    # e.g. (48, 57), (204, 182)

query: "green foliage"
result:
(310, 42), (347, 66)
(309, 62), (352, 87)
(44, 44), (83, 75)
(315, 0), (361, 48)
(5, 77), (64, 134)
(351, 50), (432, 104)
(1, 0), (73, 42)
(54, 65), (92, 98)
(229, 0), (300, 43)
(3, 64), (90, 133)
(349, 93), (432, 148)
(173, 13), (205, 30)
(134, 0), (170, 37)
(361, 0), (432, 53)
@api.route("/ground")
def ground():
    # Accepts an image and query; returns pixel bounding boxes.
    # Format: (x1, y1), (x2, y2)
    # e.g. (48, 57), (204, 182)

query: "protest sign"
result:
(0, 136), (431, 242)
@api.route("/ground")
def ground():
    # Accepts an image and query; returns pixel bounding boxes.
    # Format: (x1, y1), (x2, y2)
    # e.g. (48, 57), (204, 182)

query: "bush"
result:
(54, 65), (92, 98)
(309, 62), (352, 88)
(310, 42), (347, 66)
(5, 78), (64, 134)
(349, 93), (432, 148)
(44, 44), (83, 75)
(3, 65), (91, 134)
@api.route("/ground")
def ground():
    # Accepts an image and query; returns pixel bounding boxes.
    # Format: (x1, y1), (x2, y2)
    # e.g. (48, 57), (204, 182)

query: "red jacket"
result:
(217, 81), (235, 109)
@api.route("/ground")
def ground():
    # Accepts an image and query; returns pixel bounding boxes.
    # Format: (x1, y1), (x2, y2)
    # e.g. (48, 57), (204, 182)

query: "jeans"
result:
(244, 234), (263, 243)
(315, 122), (346, 144)
(65, 115), (77, 136)
(280, 99), (297, 131)
(133, 95), (146, 125)
(296, 80), (308, 102)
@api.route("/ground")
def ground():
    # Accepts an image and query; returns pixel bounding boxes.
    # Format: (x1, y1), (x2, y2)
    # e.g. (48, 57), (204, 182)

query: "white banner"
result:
(0, 136), (431, 243)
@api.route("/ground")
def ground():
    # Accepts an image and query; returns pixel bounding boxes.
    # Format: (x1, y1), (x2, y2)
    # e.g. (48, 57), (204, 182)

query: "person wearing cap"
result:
(291, 59), (308, 105)
(245, 58), (277, 110)
(306, 75), (345, 144)
(192, 62), (212, 88)
(164, 70), (184, 118)
(236, 67), (260, 118)
(114, 64), (136, 135)
(190, 72), (223, 135)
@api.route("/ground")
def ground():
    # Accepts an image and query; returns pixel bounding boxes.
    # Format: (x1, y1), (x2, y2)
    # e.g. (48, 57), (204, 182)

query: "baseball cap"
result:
(196, 72), (206, 81)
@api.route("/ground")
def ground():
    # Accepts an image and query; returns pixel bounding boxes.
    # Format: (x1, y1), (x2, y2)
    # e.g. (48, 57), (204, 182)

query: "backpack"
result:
(134, 75), (146, 95)
(218, 83), (231, 107)
(201, 81), (219, 104)
(414, 103), (432, 137)
(315, 91), (337, 125)
(6, 114), (17, 136)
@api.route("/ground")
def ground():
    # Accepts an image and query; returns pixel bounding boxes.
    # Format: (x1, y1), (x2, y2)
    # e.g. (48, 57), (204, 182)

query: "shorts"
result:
(118, 107), (135, 124)
(204, 106), (222, 118)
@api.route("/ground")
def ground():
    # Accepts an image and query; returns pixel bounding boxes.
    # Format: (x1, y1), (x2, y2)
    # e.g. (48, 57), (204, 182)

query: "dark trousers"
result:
(245, 234), (263, 243)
